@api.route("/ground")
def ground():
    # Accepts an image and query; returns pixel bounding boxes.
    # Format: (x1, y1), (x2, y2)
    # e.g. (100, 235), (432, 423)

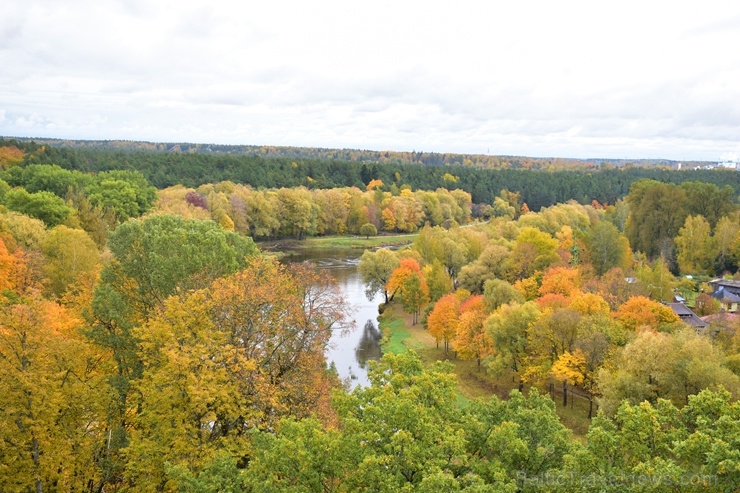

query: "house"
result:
(707, 279), (740, 313)
(667, 302), (708, 331)
(700, 312), (739, 338)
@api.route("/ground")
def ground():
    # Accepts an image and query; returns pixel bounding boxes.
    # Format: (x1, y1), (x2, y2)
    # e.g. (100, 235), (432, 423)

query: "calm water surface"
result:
(279, 249), (381, 388)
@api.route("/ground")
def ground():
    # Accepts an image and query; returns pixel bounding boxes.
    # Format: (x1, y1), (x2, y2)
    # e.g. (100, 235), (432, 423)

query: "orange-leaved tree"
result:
(0, 237), (20, 292)
(386, 257), (423, 302)
(366, 179), (384, 191)
(535, 293), (571, 312)
(453, 295), (492, 370)
(427, 293), (461, 353)
(613, 296), (680, 332)
(538, 266), (581, 297)
(0, 237), (33, 295)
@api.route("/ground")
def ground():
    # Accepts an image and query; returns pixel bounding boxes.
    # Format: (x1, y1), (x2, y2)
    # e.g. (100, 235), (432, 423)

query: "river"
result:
(279, 249), (382, 388)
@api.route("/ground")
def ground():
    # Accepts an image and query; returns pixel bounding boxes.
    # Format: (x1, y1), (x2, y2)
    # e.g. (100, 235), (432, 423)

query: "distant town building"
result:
(708, 279), (740, 313)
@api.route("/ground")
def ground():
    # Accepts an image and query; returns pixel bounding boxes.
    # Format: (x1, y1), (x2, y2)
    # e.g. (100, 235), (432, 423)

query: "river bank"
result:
(272, 231), (592, 437)
(378, 303), (593, 439)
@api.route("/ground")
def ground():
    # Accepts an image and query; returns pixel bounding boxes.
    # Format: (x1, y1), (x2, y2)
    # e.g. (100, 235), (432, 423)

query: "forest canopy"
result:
(0, 138), (739, 491)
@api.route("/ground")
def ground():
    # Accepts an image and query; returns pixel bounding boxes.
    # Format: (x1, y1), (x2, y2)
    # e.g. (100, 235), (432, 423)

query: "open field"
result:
(258, 232), (417, 252)
(258, 220), (497, 253)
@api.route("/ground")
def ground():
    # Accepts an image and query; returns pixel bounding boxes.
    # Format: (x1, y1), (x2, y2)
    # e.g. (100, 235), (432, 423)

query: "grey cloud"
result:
(682, 13), (740, 39)
(0, 23), (23, 50)
(0, 2), (27, 50)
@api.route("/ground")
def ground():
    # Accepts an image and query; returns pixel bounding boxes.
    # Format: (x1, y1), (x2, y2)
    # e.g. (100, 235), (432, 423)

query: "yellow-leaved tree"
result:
(0, 286), (112, 491)
(126, 257), (352, 490)
(41, 225), (100, 298)
(551, 349), (587, 412)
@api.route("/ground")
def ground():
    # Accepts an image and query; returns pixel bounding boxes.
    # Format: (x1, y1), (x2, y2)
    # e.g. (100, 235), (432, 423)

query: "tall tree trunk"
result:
(562, 381), (568, 407)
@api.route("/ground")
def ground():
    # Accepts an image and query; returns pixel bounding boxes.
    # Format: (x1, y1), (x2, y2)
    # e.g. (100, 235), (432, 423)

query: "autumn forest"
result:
(0, 139), (739, 492)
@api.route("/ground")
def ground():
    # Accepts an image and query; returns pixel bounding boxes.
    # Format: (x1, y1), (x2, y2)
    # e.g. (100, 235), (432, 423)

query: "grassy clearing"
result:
(259, 220), (492, 252)
(306, 233), (416, 250)
(259, 233), (416, 252)
(378, 309), (412, 354)
(377, 303), (593, 439)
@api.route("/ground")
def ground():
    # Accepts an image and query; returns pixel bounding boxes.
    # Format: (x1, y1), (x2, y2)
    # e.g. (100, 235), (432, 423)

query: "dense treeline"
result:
(4, 136), (712, 170)
(157, 182), (473, 239)
(1, 204), (738, 491)
(172, 353), (740, 492)
(4, 138), (739, 210)
(0, 213), (352, 491)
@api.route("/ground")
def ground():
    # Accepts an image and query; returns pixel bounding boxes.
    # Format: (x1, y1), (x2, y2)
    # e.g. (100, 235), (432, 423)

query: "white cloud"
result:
(1, 0), (739, 160)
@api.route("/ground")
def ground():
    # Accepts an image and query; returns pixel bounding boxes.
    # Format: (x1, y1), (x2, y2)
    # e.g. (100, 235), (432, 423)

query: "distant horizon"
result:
(1, 134), (724, 164)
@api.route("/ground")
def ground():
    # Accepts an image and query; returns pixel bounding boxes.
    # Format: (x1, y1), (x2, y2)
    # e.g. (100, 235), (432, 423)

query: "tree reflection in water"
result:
(355, 319), (382, 369)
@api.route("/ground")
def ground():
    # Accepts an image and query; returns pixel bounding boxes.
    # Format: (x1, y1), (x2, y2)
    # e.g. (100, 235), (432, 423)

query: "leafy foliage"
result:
(358, 248), (399, 303)
(4, 188), (73, 226)
(2, 137), (740, 491)
(597, 329), (740, 416)
(566, 388), (740, 492)
(41, 225), (100, 298)
(98, 214), (257, 319)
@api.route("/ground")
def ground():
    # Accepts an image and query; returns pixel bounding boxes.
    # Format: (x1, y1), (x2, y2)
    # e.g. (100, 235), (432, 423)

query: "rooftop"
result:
(667, 303), (708, 329)
(709, 279), (740, 289)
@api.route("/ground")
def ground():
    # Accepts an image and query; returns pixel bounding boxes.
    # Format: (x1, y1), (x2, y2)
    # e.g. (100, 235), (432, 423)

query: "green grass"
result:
(378, 310), (412, 354)
(455, 390), (471, 408)
(554, 397), (593, 441)
(306, 233), (416, 250)
(259, 220), (492, 252)
(259, 233), (417, 252)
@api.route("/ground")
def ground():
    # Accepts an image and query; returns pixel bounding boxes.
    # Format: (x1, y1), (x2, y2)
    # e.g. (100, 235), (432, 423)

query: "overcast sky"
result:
(1, 1), (739, 161)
